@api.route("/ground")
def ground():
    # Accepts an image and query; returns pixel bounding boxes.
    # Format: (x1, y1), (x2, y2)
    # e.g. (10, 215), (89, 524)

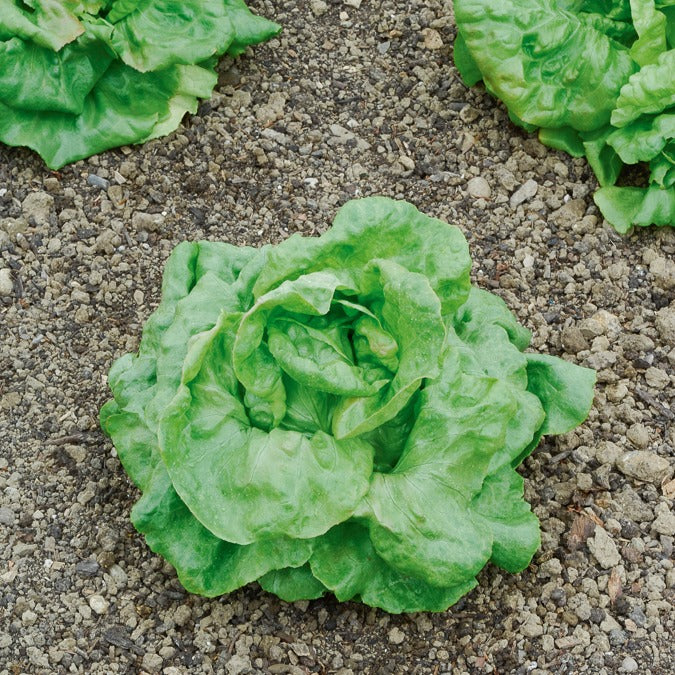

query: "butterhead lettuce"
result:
(101, 197), (595, 613)
(454, 0), (675, 232)
(0, 0), (280, 168)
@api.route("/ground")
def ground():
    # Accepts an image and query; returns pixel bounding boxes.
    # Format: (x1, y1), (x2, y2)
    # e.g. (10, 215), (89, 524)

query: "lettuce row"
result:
(0, 0), (280, 168)
(100, 197), (595, 613)
(454, 0), (675, 232)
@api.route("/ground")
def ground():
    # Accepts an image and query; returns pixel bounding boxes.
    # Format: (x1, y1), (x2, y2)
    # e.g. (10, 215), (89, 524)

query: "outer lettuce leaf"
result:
(0, 32), (113, 114)
(629, 0), (668, 65)
(100, 240), (314, 597)
(0, 60), (216, 169)
(607, 110), (675, 163)
(102, 197), (595, 612)
(538, 126), (586, 157)
(594, 184), (675, 231)
(472, 467), (541, 574)
(309, 522), (478, 613)
(453, 30), (483, 86)
(612, 49), (675, 126)
(109, 0), (235, 72)
(259, 564), (328, 602)
(223, 0), (282, 57)
(650, 143), (675, 186)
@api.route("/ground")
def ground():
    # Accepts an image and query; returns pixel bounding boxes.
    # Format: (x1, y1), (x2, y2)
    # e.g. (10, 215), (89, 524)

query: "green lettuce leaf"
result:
(0, 0), (84, 50)
(109, 0), (235, 72)
(594, 184), (675, 231)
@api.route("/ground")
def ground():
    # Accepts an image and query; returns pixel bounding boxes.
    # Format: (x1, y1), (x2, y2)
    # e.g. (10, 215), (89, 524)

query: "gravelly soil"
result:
(0, 1), (673, 674)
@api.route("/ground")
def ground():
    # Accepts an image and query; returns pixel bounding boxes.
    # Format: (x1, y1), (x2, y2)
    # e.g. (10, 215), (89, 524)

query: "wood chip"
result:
(567, 514), (596, 551)
(608, 568), (623, 605)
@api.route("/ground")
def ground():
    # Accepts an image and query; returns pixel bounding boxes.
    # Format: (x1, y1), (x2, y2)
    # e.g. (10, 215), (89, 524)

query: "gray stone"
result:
(550, 199), (586, 228)
(22, 191), (54, 226)
(617, 451), (673, 484)
(75, 559), (100, 577)
(561, 326), (589, 353)
(467, 176), (491, 199)
(226, 654), (252, 675)
(510, 179), (538, 207)
(649, 256), (675, 290)
(587, 528), (621, 569)
(88, 594), (109, 615)
(0, 268), (13, 297)
(652, 503), (675, 536)
(131, 211), (164, 232)
(655, 305), (675, 343)
(613, 487), (655, 523)
(141, 652), (163, 673)
(310, 0), (328, 15)
(621, 656), (638, 672)
(520, 613), (544, 637)
(645, 366), (670, 389)
(388, 627), (405, 644)
(0, 506), (15, 526)
(87, 174), (110, 190)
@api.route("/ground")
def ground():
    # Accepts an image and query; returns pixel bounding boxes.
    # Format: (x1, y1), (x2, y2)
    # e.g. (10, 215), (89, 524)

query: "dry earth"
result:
(0, 1), (673, 674)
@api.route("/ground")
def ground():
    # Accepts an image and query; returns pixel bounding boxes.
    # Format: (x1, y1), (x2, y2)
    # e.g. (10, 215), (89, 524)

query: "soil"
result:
(0, 1), (673, 674)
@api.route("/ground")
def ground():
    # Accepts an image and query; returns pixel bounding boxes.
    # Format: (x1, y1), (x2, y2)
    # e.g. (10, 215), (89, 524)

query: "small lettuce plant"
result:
(0, 0), (280, 168)
(101, 197), (595, 613)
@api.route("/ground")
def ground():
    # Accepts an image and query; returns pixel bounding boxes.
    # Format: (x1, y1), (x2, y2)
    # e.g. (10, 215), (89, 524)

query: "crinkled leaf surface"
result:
(453, 0), (636, 131)
(109, 0), (234, 72)
(102, 197), (595, 612)
(454, 0), (674, 230)
(0, 30), (113, 114)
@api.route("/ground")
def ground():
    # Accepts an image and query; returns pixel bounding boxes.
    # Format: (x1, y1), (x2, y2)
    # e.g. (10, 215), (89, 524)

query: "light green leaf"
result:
(582, 126), (624, 186)
(525, 354), (596, 437)
(453, 30), (482, 86)
(222, 0), (281, 57)
(331, 260), (446, 439)
(159, 311), (374, 545)
(132, 465), (313, 597)
(252, 197), (472, 317)
(629, 0), (668, 65)
(362, 471), (493, 587)
(110, 0), (234, 72)
(538, 126), (586, 157)
(0, 33), (113, 114)
(0, 0), (84, 50)
(0, 61), (208, 169)
(595, 184), (675, 230)
(454, 0), (637, 131)
(612, 50), (675, 127)
(607, 110), (675, 163)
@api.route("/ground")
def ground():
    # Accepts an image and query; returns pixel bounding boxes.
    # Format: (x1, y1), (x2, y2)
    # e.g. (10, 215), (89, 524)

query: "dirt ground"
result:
(0, 1), (673, 674)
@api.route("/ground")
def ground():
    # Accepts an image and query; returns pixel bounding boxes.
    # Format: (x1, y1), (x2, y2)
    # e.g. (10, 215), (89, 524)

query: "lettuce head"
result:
(100, 197), (595, 613)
